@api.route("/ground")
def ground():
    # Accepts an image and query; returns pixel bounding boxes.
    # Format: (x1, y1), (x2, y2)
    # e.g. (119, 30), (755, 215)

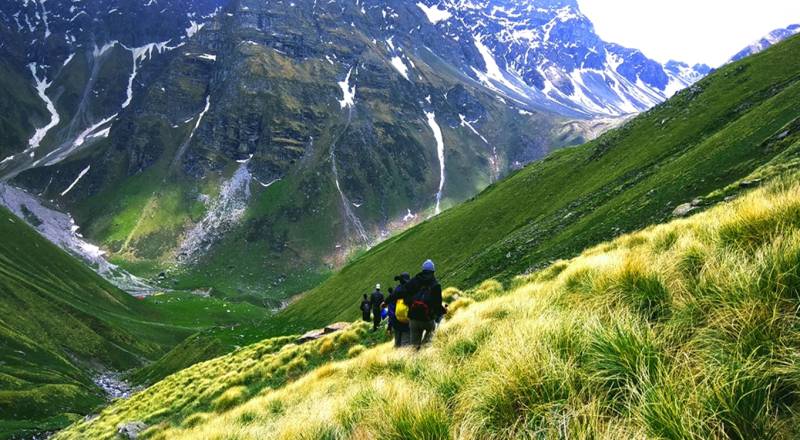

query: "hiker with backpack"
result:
(386, 273), (411, 347)
(369, 284), (385, 332)
(359, 294), (371, 322)
(405, 259), (445, 349)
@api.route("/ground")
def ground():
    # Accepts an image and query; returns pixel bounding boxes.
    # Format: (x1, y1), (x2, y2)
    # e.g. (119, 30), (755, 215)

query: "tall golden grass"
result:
(58, 174), (800, 439)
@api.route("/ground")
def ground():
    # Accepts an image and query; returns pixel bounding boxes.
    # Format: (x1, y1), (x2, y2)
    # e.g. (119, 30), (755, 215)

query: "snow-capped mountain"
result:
(414, 0), (710, 117)
(729, 24), (800, 62)
(0, 0), (713, 301)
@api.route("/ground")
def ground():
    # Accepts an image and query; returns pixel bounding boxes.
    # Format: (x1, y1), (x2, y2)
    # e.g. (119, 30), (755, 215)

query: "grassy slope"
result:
(0, 205), (270, 438)
(263, 34), (800, 337)
(0, 205), (176, 437)
(131, 293), (273, 385)
(55, 156), (800, 439)
(56, 323), (389, 440)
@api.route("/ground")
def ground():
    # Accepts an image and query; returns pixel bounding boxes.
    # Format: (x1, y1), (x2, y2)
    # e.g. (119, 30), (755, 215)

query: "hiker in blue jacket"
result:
(405, 260), (445, 349)
(386, 273), (411, 347)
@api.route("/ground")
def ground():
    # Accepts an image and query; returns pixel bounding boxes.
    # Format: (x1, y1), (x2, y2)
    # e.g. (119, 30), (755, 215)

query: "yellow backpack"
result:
(395, 299), (410, 324)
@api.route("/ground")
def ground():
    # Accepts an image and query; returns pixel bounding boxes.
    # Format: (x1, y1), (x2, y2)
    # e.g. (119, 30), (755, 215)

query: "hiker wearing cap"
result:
(404, 260), (445, 349)
(386, 273), (411, 347)
(369, 283), (385, 332)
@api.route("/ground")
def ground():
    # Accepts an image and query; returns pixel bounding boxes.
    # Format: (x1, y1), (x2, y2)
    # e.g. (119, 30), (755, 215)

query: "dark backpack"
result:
(370, 292), (384, 310)
(408, 285), (432, 321)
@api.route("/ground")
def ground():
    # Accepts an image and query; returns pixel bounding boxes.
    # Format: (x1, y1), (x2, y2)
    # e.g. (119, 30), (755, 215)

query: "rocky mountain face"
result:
(730, 24), (800, 62)
(0, 0), (709, 304)
(418, 0), (711, 116)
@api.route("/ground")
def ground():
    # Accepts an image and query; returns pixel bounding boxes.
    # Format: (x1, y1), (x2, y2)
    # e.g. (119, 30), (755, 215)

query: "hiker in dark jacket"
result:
(369, 284), (385, 332)
(360, 294), (371, 322)
(386, 273), (411, 347)
(405, 260), (445, 349)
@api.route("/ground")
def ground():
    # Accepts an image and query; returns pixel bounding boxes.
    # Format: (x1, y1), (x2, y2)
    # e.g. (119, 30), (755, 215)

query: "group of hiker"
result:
(359, 259), (447, 349)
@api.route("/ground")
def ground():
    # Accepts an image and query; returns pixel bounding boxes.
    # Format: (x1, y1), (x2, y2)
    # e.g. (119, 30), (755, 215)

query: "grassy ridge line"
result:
(264, 34), (800, 337)
(57, 166), (800, 439)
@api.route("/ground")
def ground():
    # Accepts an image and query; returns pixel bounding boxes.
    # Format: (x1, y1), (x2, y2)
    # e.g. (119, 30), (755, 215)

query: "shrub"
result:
(468, 279), (504, 301)
(677, 243), (708, 282)
(180, 412), (210, 428)
(347, 345), (366, 358)
(285, 355), (310, 377)
(633, 370), (708, 440)
(705, 361), (780, 440)
(213, 386), (249, 412)
(534, 260), (569, 282)
(607, 256), (671, 321)
(441, 287), (462, 303)
(756, 231), (800, 301)
(457, 324), (580, 439)
(318, 338), (335, 356)
(341, 379), (449, 440)
(446, 297), (474, 317)
(442, 326), (492, 361)
(586, 319), (662, 402)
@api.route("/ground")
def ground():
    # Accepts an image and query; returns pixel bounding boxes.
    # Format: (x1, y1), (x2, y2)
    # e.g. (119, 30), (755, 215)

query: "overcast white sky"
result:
(577, 0), (800, 66)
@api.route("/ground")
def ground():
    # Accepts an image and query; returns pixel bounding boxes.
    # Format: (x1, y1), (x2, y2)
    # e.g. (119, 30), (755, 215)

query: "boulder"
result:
(323, 322), (350, 334)
(672, 203), (696, 217)
(117, 421), (147, 439)
(739, 179), (762, 188)
(297, 322), (350, 343)
(297, 329), (326, 343)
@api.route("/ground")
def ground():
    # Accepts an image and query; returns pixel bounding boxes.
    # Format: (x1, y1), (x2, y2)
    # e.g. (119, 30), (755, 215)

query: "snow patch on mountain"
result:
(93, 40), (118, 57)
(425, 111), (445, 215)
(330, 125), (368, 243)
(472, 35), (525, 96)
(390, 56), (410, 80)
(337, 67), (356, 108)
(60, 165), (90, 196)
(72, 114), (117, 150)
(122, 41), (172, 109)
(185, 20), (205, 38)
(416, 2), (451, 24)
(459, 114), (499, 181)
(458, 114), (488, 144)
(189, 96), (211, 141)
(26, 63), (60, 154)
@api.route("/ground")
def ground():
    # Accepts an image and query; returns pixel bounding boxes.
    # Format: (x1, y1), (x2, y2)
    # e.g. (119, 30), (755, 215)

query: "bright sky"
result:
(577, 0), (800, 66)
